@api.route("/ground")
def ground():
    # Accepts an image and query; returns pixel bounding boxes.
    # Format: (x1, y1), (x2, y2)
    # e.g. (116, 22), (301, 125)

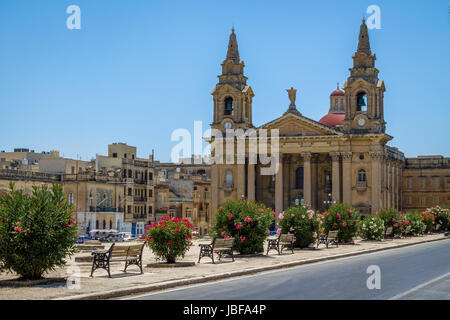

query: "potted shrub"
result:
(278, 205), (320, 248)
(359, 215), (384, 240)
(322, 202), (360, 243)
(145, 216), (194, 263)
(0, 183), (78, 280)
(212, 199), (273, 254)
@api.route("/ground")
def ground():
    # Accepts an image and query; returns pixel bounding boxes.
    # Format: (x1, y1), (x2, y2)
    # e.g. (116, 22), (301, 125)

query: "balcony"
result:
(223, 183), (234, 191)
(133, 196), (148, 202)
(133, 214), (148, 220)
(134, 179), (148, 185)
(356, 181), (367, 191)
(89, 206), (123, 213)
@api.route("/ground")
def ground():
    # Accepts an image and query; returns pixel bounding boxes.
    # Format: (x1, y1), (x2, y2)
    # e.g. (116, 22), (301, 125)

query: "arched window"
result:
(356, 92), (367, 112)
(224, 97), (233, 116)
(109, 220), (112, 229)
(358, 169), (366, 182)
(225, 170), (233, 185)
(96, 220), (99, 229)
(102, 220), (106, 230)
(296, 167), (304, 189)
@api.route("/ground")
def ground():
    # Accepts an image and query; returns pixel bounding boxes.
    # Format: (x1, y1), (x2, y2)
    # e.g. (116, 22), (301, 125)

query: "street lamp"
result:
(295, 192), (304, 207)
(323, 193), (334, 210)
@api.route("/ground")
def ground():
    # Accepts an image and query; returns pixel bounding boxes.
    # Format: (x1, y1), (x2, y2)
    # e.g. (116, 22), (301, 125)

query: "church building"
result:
(209, 20), (407, 217)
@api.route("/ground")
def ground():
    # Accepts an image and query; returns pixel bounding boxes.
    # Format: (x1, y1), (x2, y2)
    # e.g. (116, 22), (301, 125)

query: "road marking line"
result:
(389, 271), (450, 300)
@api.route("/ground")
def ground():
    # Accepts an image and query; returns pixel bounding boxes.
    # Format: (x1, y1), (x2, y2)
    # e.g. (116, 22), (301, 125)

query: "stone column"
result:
(301, 152), (312, 206)
(330, 151), (341, 203)
(341, 152), (353, 205)
(248, 163), (255, 201)
(387, 161), (391, 209)
(391, 162), (395, 209)
(370, 151), (383, 213)
(211, 164), (219, 225)
(237, 164), (245, 200)
(275, 154), (284, 214)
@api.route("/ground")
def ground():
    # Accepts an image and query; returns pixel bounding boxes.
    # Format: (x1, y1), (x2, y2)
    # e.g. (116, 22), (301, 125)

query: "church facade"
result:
(209, 20), (409, 218)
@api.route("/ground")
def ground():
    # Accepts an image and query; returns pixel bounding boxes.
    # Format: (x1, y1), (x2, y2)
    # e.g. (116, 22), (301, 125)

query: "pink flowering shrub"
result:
(278, 205), (320, 248)
(145, 216), (194, 263)
(378, 209), (406, 236)
(427, 206), (449, 231)
(0, 183), (78, 280)
(322, 202), (360, 243)
(212, 199), (273, 254)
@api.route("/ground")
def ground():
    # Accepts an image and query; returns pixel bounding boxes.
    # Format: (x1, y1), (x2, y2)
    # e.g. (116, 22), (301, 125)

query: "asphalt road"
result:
(124, 238), (450, 300)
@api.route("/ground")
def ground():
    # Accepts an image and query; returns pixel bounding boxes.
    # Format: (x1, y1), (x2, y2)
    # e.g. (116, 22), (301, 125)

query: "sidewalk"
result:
(0, 234), (447, 300)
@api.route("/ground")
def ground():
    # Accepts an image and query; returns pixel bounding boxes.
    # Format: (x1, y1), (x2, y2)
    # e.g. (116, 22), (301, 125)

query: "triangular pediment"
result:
(258, 112), (342, 136)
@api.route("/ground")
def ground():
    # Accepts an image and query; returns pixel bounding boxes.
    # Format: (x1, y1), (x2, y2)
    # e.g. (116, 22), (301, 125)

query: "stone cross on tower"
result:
(284, 87), (301, 116)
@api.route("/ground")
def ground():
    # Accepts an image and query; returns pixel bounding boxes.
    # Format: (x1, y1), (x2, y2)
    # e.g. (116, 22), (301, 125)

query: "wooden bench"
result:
(420, 225), (427, 236)
(316, 230), (339, 248)
(266, 234), (295, 255)
(434, 224), (441, 233)
(384, 227), (394, 240)
(90, 243), (145, 278)
(198, 238), (235, 264)
(403, 226), (412, 237)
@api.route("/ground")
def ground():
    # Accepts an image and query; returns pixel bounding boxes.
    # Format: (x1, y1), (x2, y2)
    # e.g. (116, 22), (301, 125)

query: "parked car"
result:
(192, 231), (199, 237)
(76, 235), (89, 244)
(118, 232), (133, 241)
(139, 234), (147, 240)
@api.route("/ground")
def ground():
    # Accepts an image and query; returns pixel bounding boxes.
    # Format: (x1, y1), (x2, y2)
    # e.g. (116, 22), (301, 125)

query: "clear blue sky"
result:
(0, 0), (449, 161)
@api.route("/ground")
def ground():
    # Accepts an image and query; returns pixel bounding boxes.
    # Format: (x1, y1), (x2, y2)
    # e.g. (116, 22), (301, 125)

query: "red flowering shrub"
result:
(0, 183), (78, 280)
(278, 206), (320, 248)
(421, 211), (436, 233)
(212, 199), (273, 254)
(145, 216), (193, 263)
(377, 208), (406, 236)
(322, 202), (360, 243)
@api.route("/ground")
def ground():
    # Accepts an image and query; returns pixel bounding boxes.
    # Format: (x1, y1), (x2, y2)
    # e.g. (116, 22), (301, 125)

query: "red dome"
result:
(319, 113), (345, 127)
(330, 89), (345, 96)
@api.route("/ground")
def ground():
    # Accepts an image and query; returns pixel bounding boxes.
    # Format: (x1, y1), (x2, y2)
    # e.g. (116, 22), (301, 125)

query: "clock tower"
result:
(211, 28), (255, 133)
(342, 19), (386, 133)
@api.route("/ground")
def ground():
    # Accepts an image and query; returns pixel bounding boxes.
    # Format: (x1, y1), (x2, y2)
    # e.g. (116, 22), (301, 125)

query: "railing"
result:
(133, 214), (148, 220)
(0, 169), (62, 182)
(134, 179), (147, 185)
(133, 196), (148, 202)
(356, 181), (367, 191)
(89, 206), (124, 212)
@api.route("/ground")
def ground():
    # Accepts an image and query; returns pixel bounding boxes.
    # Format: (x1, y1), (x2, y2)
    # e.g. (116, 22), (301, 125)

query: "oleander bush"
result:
(145, 216), (194, 263)
(359, 215), (385, 240)
(404, 211), (425, 235)
(212, 199), (273, 254)
(429, 206), (449, 231)
(278, 205), (320, 248)
(0, 183), (78, 280)
(377, 208), (405, 236)
(420, 211), (436, 233)
(322, 202), (360, 243)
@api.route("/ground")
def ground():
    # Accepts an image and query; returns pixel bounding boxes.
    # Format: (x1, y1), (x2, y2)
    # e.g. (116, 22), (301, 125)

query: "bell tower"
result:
(342, 19), (386, 133)
(211, 28), (254, 132)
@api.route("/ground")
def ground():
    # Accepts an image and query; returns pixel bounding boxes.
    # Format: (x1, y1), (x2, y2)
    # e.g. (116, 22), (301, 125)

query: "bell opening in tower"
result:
(356, 92), (367, 113)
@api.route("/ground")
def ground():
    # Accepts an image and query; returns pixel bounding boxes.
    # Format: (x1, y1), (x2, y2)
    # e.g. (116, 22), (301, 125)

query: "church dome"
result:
(330, 89), (345, 96)
(319, 113), (345, 127)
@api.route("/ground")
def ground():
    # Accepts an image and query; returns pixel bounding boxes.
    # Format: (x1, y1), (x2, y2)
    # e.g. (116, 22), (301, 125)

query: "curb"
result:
(58, 235), (449, 300)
